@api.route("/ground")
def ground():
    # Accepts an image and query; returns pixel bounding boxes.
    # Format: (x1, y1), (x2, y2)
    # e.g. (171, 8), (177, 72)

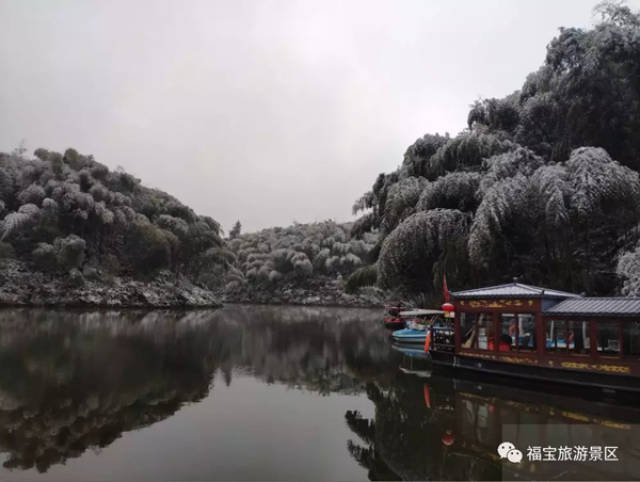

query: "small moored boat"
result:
(390, 309), (445, 343)
(383, 302), (412, 330)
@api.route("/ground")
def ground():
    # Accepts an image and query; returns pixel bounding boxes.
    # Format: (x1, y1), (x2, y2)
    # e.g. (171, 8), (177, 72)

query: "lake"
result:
(0, 305), (638, 480)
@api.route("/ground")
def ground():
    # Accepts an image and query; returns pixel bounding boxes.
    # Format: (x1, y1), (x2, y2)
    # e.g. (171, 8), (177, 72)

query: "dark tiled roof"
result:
(451, 282), (580, 300)
(544, 298), (640, 317)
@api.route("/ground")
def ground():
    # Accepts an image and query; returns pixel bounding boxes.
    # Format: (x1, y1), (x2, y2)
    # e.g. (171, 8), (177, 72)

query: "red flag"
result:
(443, 274), (450, 302)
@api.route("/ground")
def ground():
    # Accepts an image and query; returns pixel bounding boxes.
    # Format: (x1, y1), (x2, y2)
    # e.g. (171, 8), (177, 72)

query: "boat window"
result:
(517, 314), (536, 351)
(597, 321), (620, 356)
(500, 313), (536, 351)
(460, 312), (476, 349)
(623, 322), (640, 356)
(459, 312), (491, 349)
(499, 314), (516, 351)
(477, 313), (494, 350)
(545, 319), (567, 351)
(568, 320), (590, 354)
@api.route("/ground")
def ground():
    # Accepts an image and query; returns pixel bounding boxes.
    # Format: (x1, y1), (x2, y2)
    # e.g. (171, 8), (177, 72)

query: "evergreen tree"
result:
(229, 220), (242, 239)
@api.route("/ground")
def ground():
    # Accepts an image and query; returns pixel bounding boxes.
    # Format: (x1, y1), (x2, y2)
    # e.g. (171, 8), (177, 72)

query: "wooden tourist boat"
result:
(428, 281), (640, 393)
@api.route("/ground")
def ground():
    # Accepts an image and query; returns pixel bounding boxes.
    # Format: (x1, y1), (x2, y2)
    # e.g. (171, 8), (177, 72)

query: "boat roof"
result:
(451, 281), (581, 300)
(544, 298), (640, 317)
(399, 309), (444, 317)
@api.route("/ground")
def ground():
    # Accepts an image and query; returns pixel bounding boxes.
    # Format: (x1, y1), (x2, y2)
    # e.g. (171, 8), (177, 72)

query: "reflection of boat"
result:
(391, 310), (445, 343)
(348, 369), (640, 481)
(399, 366), (432, 378)
(391, 342), (431, 358)
(392, 343), (432, 377)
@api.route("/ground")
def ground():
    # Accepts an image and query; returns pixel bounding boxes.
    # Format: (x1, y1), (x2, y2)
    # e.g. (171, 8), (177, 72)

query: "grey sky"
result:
(2, 0), (638, 233)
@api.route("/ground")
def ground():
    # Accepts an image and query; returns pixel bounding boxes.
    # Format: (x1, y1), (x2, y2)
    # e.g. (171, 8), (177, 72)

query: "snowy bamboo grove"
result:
(3, 3), (640, 304)
(223, 3), (640, 303)
(347, 3), (640, 300)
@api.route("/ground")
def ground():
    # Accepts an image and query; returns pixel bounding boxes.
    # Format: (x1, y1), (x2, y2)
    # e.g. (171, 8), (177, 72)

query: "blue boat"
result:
(391, 328), (428, 344)
(390, 309), (444, 344)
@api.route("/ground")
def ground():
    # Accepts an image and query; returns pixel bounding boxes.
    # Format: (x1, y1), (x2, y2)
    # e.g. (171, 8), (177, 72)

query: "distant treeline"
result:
(347, 2), (640, 299)
(224, 221), (379, 297)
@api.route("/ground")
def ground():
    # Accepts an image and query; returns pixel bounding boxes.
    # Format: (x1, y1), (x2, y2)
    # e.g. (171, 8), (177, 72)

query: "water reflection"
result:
(0, 310), (221, 472)
(346, 363), (640, 480)
(0, 306), (392, 474)
(0, 306), (637, 480)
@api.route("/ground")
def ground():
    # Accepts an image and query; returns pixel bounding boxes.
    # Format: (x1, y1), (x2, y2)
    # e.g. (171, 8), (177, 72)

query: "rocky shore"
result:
(0, 261), (382, 309)
(0, 260), (221, 308)
(224, 277), (385, 307)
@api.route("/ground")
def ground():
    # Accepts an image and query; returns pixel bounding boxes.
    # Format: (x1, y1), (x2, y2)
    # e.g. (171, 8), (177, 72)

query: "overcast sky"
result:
(2, 0), (639, 233)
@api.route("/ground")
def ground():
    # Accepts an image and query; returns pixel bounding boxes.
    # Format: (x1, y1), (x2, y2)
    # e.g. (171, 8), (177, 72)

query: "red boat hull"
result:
(384, 318), (406, 330)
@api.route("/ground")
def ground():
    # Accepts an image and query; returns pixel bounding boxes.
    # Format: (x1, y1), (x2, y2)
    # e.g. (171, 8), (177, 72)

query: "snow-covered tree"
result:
(378, 209), (472, 295)
(1, 204), (40, 240)
(468, 147), (640, 292)
(225, 220), (378, 295)
(380, 177), (427, 234)
(417, 171), (482, 212)
(617, 245), (640, 296)
(428, 130), (515, 177)
(477, 147), (544, 196)
(0, 147), (231, 287)
(399, 133), (449, 180)
(229, 220), (242, 239)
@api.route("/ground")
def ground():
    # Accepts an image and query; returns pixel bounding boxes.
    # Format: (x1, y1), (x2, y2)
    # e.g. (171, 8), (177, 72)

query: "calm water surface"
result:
(0, 305), (638, 480)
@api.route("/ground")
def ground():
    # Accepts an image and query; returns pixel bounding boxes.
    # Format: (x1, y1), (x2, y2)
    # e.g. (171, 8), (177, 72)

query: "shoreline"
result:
(0, 261), (383, 309)
(0, 260), (222, 309)
(0, 283), (222, 309)
(222, 299), (383, 309)
(224, 279), (385, 309)
(0, 301), (380, 310)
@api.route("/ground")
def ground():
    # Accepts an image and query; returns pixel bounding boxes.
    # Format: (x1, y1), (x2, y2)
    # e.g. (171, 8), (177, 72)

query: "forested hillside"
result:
(0, 147), (230, 306)
(350, 2), (640, 300)
(5, 2), (640, 307)
(224, 221), (384, 305)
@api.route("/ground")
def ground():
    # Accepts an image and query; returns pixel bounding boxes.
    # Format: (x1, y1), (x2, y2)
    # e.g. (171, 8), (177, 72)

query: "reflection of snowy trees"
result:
(218, 305), (395, 393)
(0, 306), (393, 472)
(352, 4), (640, 298)
(0, 310), (223, 472)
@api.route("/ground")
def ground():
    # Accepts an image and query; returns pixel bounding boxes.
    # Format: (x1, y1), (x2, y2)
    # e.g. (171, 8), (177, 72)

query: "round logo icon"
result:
(507, 449), (523, 463)
(497, 441), (515, 459)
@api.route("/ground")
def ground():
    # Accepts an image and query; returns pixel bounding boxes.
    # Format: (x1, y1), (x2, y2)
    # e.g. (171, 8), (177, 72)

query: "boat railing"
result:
(433, 325), (455, 352)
